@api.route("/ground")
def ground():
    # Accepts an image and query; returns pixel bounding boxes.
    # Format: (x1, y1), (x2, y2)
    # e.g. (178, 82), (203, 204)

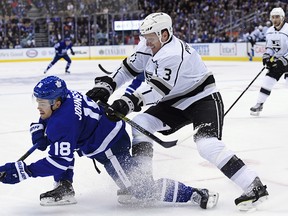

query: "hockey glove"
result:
(0, 161), (31, 184)
(86, 76), (116, 102)
(274, 56), (288, 69)
(30, 122), (49, 151)
(106, 94), (143, 121)
(71, 50), (75, 55)
(262, 53), (271, 67)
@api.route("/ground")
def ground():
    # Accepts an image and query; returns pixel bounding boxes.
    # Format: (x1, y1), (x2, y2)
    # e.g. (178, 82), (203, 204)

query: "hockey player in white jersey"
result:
(250, 7), (288, 115)
(86, 12), (268, 211)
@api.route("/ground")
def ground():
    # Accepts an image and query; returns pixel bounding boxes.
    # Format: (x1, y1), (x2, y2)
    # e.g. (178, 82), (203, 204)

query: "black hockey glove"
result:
(273, 56), (288, 69)
(262, 53), (271, 67)
(71, 50), (75, 55)
(86, 76), (116, 103)
(105, 94), (143, 121)
(30, 122), (49, 151)
(0, 161), (31, 184)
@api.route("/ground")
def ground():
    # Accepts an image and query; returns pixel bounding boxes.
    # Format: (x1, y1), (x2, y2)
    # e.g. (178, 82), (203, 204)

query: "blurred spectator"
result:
(0, 0), (288, 48)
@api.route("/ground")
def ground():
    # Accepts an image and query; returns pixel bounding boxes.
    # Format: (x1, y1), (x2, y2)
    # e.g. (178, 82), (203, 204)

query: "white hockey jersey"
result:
(265, 23), (288, 58)
(112, 36), (218, 110)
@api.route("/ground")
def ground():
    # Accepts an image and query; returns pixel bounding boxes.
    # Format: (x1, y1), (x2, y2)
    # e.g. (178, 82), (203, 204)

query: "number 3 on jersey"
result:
(163, 68), (172, 81)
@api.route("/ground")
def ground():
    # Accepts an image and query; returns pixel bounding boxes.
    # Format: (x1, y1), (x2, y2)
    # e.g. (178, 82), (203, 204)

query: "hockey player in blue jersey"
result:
(44, 37), (75, 74)
(0, 76), (218, 208)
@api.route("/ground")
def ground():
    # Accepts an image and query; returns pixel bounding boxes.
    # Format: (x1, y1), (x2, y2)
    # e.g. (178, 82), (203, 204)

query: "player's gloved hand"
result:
(262, 53), (271, 67)
(105, 94), (143, 121)
(86, 76), (116, 102)
(30, 121), (49, 151)
(71, 50), (75, 55)
(0, 161), (31, 184)
(273, 56), (288, 69)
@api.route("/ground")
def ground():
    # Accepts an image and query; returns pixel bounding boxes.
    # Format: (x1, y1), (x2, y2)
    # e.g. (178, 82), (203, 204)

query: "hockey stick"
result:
(98, 101), (177, 148)
(0, 143), (39, 181)
(98, 64), (113, 75)
(224, 66), (266, 116)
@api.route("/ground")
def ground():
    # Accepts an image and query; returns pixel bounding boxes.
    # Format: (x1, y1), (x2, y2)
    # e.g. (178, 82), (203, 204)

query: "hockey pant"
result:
(131, 92), (258, 192)
(47, 54), (71, 71)
(256, 67), (288, 103)
(53, 159), (75, 183)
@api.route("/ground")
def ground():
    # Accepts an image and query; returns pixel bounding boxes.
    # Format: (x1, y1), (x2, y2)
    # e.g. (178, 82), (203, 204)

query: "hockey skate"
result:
(250, 103), (263, 116)
(191, 188), (219, 209)
(40, 180), (77, 206)
(118, 188), (219, 209)
(235, 177), (268, 211)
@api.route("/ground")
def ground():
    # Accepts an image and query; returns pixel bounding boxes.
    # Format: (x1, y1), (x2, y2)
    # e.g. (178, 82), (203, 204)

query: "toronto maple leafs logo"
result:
(55, 80), (62, 88)
(271, 40), (281, 52)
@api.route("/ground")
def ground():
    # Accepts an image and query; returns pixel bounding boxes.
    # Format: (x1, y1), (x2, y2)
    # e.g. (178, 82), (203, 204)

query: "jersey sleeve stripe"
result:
(149, 77), (172, 96)
(122, 58), (140, 77)
(46, 156), (69, 171)
(162, 73), (216, 104)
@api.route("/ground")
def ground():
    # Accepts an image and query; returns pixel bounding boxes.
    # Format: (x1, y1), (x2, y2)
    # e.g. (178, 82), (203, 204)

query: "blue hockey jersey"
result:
(54, 41), (73, 56)
(27, 90), (127, 178)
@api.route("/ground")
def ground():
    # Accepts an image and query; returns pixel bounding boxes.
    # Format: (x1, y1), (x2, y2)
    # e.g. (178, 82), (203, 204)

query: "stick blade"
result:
(98, 64), (113, 74)
(160, 140), (177, 148)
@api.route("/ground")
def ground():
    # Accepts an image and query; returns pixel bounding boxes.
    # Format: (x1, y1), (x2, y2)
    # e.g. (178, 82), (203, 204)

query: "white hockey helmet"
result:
(139, 12), (173, 43)
(270, 7), (285, 21)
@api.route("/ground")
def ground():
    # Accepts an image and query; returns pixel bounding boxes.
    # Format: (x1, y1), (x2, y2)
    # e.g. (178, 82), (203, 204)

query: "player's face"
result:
(65, 40), (71, 46)
(271, 15), (282, 28)
(142, 33), (162, 54)
(36, 98), (59, 119)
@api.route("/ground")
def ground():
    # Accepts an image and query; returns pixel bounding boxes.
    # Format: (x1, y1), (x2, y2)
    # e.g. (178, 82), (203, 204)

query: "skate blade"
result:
(206, 192), (219, 209)
(250, 111), (261, 116)
(40, 196), (77, 206)
(118, 195), (157, 206)
(237, 195), (268, 212)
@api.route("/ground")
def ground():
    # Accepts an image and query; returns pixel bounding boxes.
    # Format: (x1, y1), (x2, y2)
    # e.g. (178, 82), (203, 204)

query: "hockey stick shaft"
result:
(17, 143), (39, 161)
(98, 101), (177, 148)
(0, 143), (39, 181)
(224, 67), (265, 116)
(98, 64), (113, 75)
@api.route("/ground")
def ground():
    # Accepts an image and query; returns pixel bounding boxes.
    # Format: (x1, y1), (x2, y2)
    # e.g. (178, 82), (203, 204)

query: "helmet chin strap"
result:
(159, 36), (165, 47)
(158, 32), (171, 47)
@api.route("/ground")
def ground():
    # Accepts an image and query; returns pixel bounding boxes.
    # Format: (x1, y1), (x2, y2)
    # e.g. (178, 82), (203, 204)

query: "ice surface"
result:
(0, 60), (287, 215)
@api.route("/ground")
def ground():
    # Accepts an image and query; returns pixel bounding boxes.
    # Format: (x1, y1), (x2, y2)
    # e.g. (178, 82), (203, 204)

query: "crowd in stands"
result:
(0, 0), (288, 49)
